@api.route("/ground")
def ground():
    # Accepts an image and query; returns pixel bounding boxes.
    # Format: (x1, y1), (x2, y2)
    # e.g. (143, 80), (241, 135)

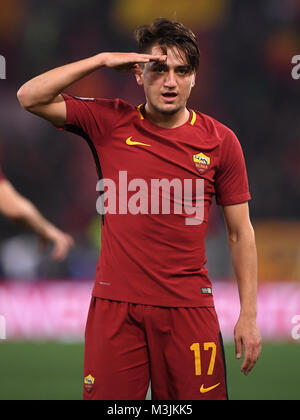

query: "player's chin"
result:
(155, 102), (183, 116)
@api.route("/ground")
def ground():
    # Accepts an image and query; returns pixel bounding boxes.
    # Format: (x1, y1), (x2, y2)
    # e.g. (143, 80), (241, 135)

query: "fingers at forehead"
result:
(141, 54), (167, 62)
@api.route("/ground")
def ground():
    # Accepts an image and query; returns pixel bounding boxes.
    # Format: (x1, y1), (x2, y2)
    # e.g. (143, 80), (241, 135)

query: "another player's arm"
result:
(17, 52), (167, 127)
(0, 179), (74, 260)
(222, 202), (262, 376)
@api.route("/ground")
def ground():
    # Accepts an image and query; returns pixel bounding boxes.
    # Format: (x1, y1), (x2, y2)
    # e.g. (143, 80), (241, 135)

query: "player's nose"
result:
(164, 70), (177, 88)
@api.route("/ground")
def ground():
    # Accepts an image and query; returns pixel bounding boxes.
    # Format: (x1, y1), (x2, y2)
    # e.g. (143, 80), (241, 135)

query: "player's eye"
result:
(176, 67), (189, 75)
(153, 65), (167, 73)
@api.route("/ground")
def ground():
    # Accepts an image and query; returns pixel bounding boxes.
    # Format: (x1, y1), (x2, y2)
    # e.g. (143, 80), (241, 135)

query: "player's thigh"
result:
(83, 298), (150, 400)
(149, 306), (228, 400)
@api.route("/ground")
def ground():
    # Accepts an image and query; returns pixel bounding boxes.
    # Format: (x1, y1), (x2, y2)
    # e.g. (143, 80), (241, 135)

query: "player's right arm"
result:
(17, 52), (166, 127)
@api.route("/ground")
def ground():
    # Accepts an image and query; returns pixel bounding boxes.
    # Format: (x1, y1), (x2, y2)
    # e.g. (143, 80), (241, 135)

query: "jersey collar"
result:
(137, 104), (197, 127)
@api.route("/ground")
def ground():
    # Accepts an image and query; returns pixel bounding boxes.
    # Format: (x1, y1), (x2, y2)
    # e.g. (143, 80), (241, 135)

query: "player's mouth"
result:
(161, 92), (178, 102)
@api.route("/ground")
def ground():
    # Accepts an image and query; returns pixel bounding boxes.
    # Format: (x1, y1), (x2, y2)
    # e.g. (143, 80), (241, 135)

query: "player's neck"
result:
(144, 103), (190, 129)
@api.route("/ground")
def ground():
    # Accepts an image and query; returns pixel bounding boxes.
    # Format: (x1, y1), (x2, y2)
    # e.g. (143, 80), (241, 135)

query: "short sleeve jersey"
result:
(61, 94), (251, 307)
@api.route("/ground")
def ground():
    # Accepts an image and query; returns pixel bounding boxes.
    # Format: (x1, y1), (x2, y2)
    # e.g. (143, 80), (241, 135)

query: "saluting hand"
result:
(101, 52), (167, 73)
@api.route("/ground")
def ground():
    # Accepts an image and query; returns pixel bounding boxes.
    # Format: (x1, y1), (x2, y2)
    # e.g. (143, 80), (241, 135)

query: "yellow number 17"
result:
(190, 342), (217, 376)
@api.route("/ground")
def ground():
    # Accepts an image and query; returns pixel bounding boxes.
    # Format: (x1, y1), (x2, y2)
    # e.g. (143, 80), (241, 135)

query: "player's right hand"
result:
(101, 52), (167, 73)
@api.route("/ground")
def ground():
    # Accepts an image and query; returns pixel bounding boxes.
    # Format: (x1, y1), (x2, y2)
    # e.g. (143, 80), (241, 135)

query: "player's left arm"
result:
(222, 202), (262, 376)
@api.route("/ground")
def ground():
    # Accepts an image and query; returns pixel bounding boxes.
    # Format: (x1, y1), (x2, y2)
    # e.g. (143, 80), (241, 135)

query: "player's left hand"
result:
(234, 316), (262, 376)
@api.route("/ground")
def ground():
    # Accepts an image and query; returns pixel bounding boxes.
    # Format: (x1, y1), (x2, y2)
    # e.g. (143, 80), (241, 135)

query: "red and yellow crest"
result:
(84, 374), (95, 393)
(193, 152), (211, 174)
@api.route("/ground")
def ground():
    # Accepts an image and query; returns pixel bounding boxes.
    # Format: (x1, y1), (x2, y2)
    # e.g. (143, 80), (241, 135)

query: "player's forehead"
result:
(150, 43), (189, 67)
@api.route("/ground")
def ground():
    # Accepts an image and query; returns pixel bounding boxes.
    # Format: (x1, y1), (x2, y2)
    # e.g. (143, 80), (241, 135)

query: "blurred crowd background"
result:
(0, 0), (299, 283)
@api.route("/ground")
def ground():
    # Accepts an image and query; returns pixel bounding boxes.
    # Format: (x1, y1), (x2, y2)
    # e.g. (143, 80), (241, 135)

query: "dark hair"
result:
(134, 18), (200, 72)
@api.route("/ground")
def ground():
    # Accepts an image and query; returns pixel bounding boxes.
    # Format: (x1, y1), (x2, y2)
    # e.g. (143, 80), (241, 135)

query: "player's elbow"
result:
(17, 85), (31, 110)
(17, 84), (39, 111)
(227, 222), (255, 245)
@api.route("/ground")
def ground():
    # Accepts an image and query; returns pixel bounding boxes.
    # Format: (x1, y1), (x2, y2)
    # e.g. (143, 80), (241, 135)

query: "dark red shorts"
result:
(83, 298), (228, 400)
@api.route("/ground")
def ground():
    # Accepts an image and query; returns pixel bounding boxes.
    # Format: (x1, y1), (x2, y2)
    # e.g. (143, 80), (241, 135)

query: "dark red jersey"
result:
(61, 94), (251, 307)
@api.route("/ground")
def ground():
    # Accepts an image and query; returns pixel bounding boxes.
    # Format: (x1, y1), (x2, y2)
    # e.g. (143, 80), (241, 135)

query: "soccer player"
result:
(17, 18), (261, 400)
(0, 167), (74, 261)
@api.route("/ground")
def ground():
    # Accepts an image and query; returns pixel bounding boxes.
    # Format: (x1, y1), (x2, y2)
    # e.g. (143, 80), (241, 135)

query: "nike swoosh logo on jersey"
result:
(126, 137), (151, 147)
(200, 383), (220, 394)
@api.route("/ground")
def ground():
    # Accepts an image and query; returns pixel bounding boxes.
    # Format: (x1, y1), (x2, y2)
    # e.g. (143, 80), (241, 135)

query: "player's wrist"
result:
(238, 309), (258, 322)
(94, 52), (110, 68)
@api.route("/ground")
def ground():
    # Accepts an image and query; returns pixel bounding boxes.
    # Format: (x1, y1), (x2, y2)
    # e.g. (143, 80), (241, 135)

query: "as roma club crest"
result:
(193, 152), (211, 174)
(84, 374), (95, 393)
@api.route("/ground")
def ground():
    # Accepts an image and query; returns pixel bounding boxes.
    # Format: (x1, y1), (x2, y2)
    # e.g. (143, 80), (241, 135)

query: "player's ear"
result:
(135, 73), (144, 86)
(134, 64), (144, 86)
(191, 73), (196, 88)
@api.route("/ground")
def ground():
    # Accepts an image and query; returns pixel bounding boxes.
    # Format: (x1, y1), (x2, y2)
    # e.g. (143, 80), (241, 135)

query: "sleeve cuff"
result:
(216, 191), (251, 206)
